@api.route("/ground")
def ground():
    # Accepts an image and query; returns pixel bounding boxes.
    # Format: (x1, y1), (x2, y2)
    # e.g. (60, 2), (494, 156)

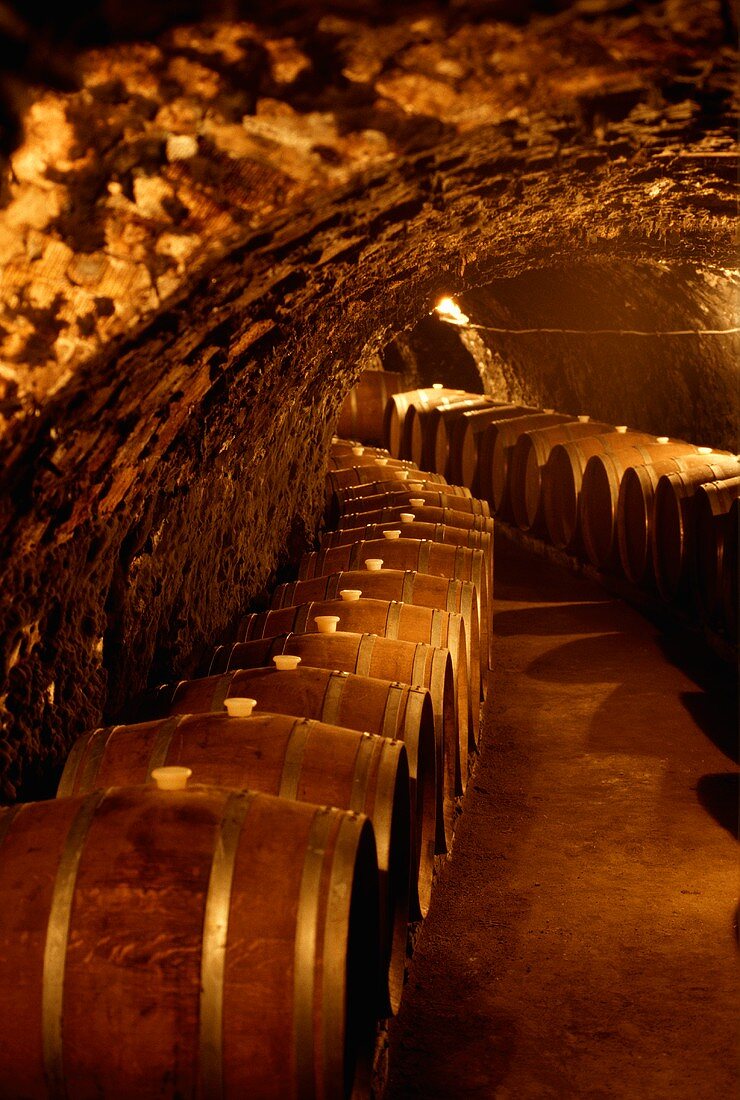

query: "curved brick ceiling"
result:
(0, 0), (736, 800)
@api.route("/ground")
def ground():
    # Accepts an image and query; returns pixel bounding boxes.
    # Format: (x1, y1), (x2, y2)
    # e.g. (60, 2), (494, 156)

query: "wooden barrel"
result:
(509, 419), (616, 534)
(298, 537), (491, 682)
(321, 522), (493, 595)
(0, 786), (379, 1099)
(330, 439), (392, 458)
(692, 475), (740, 627)
(326, 459), (419, 497)
(448, 405), (539, 490)
(617, 456), (740, 586)
(230, 598), (470, 789)
(338, 486), (488, 519)
(384, 387), (466, 458)
(542, 430), (658, 551)
(478, 412), (574, 516)
(582, 447), (736, 571)
(138, 665), (437, 911)
(411, 395), (493, 471)
(327, 475), (451, 529)
(59, 712), (410, 1016)
(652, 463), (740, 604)
(270, 569), (482, 714)
(336, 369), (405, 446)
(328, 451), (410, 471)
(208, 631), (460, 853)
(721, 498), (738, 642)
(336, 503), (493, 534)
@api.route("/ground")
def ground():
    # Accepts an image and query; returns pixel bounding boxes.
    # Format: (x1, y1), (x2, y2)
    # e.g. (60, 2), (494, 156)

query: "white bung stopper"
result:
(400, 513), (415, 523)
(697, 446), (712, 455)
(351, 445), (364, 456)
(315, 615), (341, 633)
(383, 529), (402, 540)
(375, 457), (389, 466)
(365, 558), (384, 571)
(152, 766), (192, 791)
(224, 697), (257, 718)
(339, 589), (362, 601)
(408, 480), (425, 490)
(432, 383), (444, 390)
(578, 415), (590, 423)
(273, 654), (301, 670)
(656, 436), (670, 444)
(408, 498), (425, 506)
(615, 425), (628, 433)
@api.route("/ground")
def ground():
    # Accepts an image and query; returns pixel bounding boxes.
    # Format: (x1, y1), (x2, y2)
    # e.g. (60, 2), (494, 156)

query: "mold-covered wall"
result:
(0, 0), (736, 800)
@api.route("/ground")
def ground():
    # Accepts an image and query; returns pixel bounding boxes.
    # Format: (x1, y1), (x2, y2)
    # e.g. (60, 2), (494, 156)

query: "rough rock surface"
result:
(0, 0), (736, 800)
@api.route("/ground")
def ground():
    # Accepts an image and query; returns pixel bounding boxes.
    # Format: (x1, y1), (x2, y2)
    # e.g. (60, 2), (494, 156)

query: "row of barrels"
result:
(339, 370), (738, 641)
(0, 422), (493, 1097)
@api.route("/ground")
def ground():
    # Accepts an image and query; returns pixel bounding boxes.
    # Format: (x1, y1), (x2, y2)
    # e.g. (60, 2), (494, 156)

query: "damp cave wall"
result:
(0, 0), (737, 802)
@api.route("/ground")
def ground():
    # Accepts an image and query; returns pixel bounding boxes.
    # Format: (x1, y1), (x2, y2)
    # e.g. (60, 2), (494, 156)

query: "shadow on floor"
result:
(681, 691), (739, 764)
(525, 633), (631, 684)
(494, 601), (624, 637)
(696, 773), (739, 839)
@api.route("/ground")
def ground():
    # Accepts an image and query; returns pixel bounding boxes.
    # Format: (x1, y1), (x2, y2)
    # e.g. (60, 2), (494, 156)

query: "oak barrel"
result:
(270, 569), (481, 714)
(721, 499), (738, 642)
(410, 395), (493, 471)
(58, 712), (410, 1015)
(137, 666), (437, 913)
(617, 456), (740, 586)
(230, 598), (471, 791)
(338, 487), (487, 519)
(207, 631), (460, 851)
(478, 412), (574, 516)
(509, 419), (616, 534)
(298, 538), (491, 678)
(336, 503), (493, 534)
(328, 452), (412, 472)
(542, 431), (658, 551)
(0, 787), (379, 1099)
(384, 387), (465, 458)
(692, 475), (740, 627)
(652, 463), (740, 603)
(336, 369), (404, 446)
(580, 445), (730, 570)
(448, 405), (539, 490)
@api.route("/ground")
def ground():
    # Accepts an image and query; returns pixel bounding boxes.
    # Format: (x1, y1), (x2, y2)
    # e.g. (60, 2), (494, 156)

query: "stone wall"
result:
(0, 0), (736, 800)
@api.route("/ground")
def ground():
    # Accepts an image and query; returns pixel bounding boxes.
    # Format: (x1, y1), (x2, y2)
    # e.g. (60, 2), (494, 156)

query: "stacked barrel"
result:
(0, 371), (495, 1100)
(370, 373), (738, 645)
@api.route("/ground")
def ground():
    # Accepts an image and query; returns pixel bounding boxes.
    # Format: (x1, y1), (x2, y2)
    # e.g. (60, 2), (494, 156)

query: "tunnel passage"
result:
(0, 0), (737, 802)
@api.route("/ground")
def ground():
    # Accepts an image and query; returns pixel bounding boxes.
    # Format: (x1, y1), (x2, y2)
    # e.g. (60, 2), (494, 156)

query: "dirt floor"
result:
(386, 531), (739, 1099)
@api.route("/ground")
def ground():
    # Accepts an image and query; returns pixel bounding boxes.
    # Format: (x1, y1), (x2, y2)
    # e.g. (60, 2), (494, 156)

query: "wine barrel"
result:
(230, 599), (471, 785)
(137, 665), (438, 906)
(411, 395), (493, 471)
(721, 498), (738, 642)
(321, 522), (493, 596)
(207, 631), (460, 852)
(652, 463), (740, 604)
(542, 430), (659, 551)
(509, 419), (617, 534)
(478, 412), (574, 516)
(336, 369), (405, 446)
(580, 444), (730, 570)
(328, 451), (408, 471)
(327, 474), (451, 529)
(338, 486), (488, 519)
(59, 712), (410, 1016)
(299, 538), (491, 680)
(436, 403), (533, 485)
(0, 786), (379, 1099)
(336, 503), (493, 534)
(330, 439), (392, 459)
(384, 386), (466, 458)
(617, 456), (740, 587)
(692, 475), (740, 627)
(270, 569), (481, 715)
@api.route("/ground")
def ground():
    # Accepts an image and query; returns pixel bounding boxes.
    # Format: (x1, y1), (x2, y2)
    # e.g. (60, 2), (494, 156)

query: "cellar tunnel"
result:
(0, 3), (737, 1095)
(0, 0), (736, 804)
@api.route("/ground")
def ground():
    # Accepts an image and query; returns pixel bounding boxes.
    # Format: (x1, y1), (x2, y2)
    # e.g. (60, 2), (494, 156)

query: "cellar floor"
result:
(386, 529), (738, 1100)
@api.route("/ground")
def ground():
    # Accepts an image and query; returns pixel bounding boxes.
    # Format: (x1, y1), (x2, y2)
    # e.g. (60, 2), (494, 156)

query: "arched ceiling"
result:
(0, 0), (736, 800)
